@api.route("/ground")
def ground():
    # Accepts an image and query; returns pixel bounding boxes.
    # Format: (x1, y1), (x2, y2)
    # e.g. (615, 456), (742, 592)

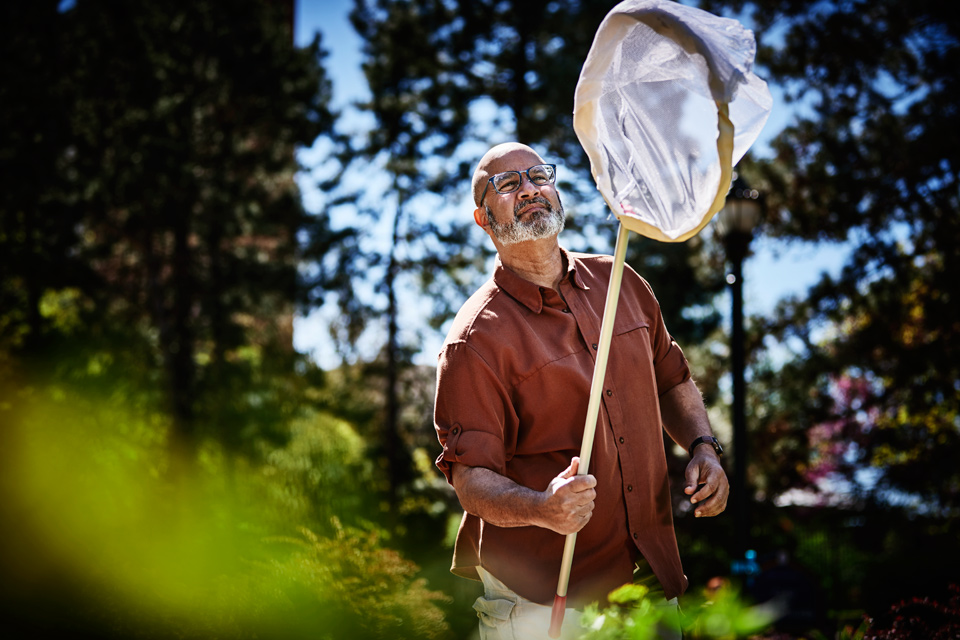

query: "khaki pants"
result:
(473, 567), (583, 640)
(473, 567), (682, 640)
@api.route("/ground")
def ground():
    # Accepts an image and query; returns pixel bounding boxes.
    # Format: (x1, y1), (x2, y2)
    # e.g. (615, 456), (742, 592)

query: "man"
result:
(434, 143), (729, 639)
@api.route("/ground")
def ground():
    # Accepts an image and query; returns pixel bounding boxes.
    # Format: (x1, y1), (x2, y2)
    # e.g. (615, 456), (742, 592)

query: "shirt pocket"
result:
(610, 318), (657, 386)
(614, 317), (650, 337)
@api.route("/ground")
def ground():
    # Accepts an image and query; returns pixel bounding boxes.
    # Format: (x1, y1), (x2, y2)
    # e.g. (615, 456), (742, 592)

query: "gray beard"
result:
(485, 196), (565, 245)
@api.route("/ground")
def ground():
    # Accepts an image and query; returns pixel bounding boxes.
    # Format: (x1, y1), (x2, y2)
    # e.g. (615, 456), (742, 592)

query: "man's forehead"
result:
(472, 143), (545, 205)
(480, 145), (544, 174)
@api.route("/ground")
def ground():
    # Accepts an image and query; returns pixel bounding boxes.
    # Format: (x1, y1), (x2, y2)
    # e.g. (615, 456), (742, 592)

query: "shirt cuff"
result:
(435, 425), (507, 485)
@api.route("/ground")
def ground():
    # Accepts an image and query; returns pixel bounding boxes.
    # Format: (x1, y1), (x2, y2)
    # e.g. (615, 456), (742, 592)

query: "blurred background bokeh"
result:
(2, 1), (958, 638)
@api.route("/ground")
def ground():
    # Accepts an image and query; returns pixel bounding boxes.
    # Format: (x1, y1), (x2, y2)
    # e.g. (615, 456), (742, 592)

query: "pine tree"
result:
(705, 0), (960, 513)
(0, 0), (339, 462)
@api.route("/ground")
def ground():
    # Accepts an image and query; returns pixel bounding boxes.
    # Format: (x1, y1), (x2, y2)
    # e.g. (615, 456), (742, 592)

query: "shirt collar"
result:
(493, 247), (589, 313)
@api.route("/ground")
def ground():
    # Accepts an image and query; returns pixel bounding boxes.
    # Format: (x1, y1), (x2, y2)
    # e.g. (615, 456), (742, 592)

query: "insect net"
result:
(573, 0), (773, 242)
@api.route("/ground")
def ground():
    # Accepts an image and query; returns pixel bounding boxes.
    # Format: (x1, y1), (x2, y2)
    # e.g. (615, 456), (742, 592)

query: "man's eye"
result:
(496, 175), (520, 191)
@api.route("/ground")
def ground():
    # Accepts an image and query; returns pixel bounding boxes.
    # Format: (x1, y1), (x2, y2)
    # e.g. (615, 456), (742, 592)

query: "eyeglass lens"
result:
(492, 164), (555, 194)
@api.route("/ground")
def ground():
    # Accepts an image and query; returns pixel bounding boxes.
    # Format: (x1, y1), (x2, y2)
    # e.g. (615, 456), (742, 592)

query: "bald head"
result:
(471, 143), (546, 207)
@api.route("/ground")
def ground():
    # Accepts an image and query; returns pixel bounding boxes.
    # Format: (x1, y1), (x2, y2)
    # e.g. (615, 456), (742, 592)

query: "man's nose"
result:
(516, 174), (540, 197)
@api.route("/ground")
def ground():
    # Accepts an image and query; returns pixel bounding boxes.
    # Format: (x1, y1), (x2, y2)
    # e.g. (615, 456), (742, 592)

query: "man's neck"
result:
(497, 237), (564, 290)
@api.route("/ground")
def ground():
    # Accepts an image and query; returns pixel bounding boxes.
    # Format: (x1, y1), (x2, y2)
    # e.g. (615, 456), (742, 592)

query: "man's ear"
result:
(473, 207), (488, 229)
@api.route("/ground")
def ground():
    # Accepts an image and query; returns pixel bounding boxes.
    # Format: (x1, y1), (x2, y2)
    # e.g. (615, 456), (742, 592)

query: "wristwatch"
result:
(688, 435), (723, 458)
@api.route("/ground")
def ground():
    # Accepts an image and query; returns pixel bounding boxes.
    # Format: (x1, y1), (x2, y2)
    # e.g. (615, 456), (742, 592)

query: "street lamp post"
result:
(716, 174), (763, 561)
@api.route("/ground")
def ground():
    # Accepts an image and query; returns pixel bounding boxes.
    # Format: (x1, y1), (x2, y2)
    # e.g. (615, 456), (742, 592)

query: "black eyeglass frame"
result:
(478, 164), (557, 207)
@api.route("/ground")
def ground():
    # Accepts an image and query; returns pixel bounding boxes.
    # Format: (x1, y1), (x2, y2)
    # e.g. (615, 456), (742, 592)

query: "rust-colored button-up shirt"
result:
(434, 248), (692, 606)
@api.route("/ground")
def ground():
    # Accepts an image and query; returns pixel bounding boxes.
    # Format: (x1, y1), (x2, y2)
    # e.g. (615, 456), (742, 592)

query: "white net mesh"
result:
(574, 0), (772, 241)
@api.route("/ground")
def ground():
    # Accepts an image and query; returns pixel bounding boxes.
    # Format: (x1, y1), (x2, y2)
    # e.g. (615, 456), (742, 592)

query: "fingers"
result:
(552, 475), (597, 500)
(544, 458), (598, 534)
(553, 457), (596, 493)
(559, 456), (580, 480)
(691, 483), (728, 518)
(684, 460), (703, 495)
(686, 461), (729, 518)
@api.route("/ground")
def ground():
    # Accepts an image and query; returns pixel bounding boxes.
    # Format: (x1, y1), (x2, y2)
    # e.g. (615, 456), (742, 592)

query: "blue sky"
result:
(291, 0), (852, 367)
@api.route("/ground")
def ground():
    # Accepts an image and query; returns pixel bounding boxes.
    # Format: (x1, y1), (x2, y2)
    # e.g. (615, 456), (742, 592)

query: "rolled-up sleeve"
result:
(653, 338), (691, 396)
(434, 341), (514, 485)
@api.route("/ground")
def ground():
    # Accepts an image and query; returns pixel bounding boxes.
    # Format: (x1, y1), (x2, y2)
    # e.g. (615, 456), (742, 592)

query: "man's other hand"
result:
(683, 449), (729, 517)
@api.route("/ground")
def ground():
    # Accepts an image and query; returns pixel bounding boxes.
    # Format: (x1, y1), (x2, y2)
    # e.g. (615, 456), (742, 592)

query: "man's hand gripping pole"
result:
(549, 223), (630, 638)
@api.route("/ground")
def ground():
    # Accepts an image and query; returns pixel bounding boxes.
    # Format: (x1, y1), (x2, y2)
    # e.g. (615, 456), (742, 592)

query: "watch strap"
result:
(688, 435), (722, 458)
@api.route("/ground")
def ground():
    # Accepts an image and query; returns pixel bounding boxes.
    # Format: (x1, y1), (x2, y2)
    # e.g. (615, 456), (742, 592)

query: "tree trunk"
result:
(511, 6), (530, 141)
(165, 208), (197, 469)
(384, 189), (403, 513)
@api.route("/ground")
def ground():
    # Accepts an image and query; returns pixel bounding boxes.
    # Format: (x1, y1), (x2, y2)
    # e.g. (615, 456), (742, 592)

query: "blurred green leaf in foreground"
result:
(0, 379), (449, 639)
(580, 580), (777, 640)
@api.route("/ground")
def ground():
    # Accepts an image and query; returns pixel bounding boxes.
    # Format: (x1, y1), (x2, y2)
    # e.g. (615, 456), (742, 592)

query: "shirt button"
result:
(619, 437), (624, 444)
(451, 426), (459, 435)
(627, 485), (633, 492)
(606, 389), (613, 396)
(562, 308), (570, 313)
(592, 344), (598, 350)
(633, 532), (639, 539)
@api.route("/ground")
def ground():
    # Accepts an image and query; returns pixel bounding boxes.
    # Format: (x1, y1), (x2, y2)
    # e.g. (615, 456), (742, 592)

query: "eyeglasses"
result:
(478, 164), (557, 206)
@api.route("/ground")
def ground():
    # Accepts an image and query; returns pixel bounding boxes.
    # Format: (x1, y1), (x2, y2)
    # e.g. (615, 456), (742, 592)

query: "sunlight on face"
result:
(484, 195), (565, 245)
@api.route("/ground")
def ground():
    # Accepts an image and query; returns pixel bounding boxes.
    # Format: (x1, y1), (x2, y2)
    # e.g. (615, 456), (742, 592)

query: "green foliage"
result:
(580, 584), (669, 640)
(812, 618), (871, 640)
(336, 0), (725, 349)
(250, 524), (450, 639)
(254, 410), (371, 527)
(1, 0), (340, 457)
(319, 0), (488, 352)
(579, 582), (777, 640)
(683, 588), (779, 639)
(0, 2), (88, 354)
(1, 2), (458, 638)
(695, 0), (960, 516)
(8, 0), (960, 637)
(0, 372), (449, 639)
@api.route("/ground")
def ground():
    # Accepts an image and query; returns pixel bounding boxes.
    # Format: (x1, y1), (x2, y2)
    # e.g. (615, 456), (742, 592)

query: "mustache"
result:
(514, 196), (553, 217)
